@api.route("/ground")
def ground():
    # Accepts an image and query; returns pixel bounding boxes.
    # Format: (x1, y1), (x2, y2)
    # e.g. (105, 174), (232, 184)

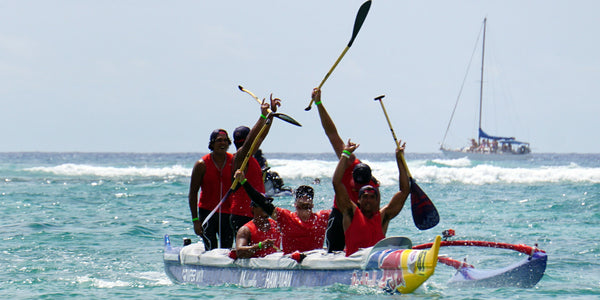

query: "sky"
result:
(1, 0), (598, 154)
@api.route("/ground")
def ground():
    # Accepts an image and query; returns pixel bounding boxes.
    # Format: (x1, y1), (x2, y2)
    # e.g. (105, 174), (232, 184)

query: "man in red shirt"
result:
(189, 97), (279, 250)
(234, 170), (331, 254)
(332, 139), (409, 256)
(234, 197), (281, 258)
(188, 129), (235, 250)
(311, 87), (380, 252)
(229, 125), (267, 235)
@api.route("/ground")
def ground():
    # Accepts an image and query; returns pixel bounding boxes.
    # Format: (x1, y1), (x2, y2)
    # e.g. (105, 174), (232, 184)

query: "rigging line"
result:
(440, 20), (486, 148)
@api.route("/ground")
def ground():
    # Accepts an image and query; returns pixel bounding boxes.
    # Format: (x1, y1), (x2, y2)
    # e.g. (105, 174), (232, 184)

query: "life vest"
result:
(198, 153), (233, 214)
(244, 218), (281, 257)
(276, 207), (331, 254)
(344, 206), (385, 256)
(230, 157), (265, 218)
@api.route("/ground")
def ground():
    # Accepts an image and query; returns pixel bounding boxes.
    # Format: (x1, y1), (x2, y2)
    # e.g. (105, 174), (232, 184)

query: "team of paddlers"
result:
(188, 87), (410, 258)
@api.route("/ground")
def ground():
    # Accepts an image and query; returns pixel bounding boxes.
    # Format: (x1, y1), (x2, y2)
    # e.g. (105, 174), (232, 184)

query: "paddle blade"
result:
(348, 0), (372, 47)
(410, 178), (440, 230)
(372, 236), (413, 251)
(273, 113), (302, 127)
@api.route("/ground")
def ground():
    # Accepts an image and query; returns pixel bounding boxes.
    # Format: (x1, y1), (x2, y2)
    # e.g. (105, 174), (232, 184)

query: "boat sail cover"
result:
(479, 129), (528, 145)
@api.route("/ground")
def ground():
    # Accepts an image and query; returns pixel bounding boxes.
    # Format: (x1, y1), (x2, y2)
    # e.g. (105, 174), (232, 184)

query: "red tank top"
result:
(276, 207), (331, 254)
(244, 218), (281, 257)
(230, 157), (265, 217)
(344, 207), (385, 256)
(198, 153), (233, 214)
(333, 158), (379, 208)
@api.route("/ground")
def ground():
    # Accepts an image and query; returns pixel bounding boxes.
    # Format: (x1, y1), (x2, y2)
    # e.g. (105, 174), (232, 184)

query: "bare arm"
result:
(234, 169), (278, 220)
(235, 226), (278, 258)
(234, 96), (281, 170)
(313, 88), (349, 159)
(380, 143), (410, 234)
(235, 226), (258, 258)
(332, 139), (359, 231)
(188, 159), (206, 235)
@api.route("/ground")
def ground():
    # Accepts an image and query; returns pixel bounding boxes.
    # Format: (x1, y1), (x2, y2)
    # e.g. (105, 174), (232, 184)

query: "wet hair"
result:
(358, 185), (380, 200)
(294, 185), (314, 200)
(208, 129), (231, 151)
(352, 163), (372, 185)
(233, 126), (250, 149)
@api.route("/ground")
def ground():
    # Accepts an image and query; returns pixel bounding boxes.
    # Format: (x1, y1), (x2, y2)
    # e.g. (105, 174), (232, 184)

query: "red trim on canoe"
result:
(413, 240), (545, 270)
(438, 256), (474, 269)
(413, 240), (546, 255)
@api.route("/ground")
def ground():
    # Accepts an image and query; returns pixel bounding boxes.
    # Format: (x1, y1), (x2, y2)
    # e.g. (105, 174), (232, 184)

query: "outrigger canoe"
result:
(413, 240), (547, 288)
(164, 235), (442, 294)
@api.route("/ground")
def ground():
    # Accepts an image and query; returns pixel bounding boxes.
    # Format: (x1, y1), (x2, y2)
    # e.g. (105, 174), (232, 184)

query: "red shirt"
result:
(344, 206), (385, 256)
(230, 157), (265, 217)
(333, 158), (380, 209)
(244, 218), (281, 258)
(198, 153), (233, 214)
(276, 207), (331, 254)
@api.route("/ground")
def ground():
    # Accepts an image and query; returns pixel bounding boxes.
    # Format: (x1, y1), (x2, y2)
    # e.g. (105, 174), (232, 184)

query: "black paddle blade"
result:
(304, 105), (312, 111)
(348, 0), (372, 47)
(410, 178), (440, 230)
(273, 113), (302, 127)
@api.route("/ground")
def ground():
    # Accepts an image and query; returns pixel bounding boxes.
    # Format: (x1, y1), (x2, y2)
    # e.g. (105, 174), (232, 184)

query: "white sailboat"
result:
(440, 18), (531, 160)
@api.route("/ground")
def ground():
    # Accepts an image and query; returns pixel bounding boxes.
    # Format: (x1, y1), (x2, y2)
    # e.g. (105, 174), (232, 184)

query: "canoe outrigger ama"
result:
(413, 232), (547, 288)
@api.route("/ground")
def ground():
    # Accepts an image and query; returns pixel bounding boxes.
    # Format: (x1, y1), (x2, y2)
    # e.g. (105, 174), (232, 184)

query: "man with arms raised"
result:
(311, 87), (381, 252)
(234, 170), (331, 254)
(229, 94), (281, 236)
(333, 139), (410, 256)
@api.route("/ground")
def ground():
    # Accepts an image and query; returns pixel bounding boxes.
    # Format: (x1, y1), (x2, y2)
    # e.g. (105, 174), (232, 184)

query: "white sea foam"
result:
(24, 159), (600, 185)
(431, 157), (472, 167)
(414, 164), (600, 185)
(271, 159), (600, 185)
(26, 163), (190, 178)
(76, 275), (130, 288)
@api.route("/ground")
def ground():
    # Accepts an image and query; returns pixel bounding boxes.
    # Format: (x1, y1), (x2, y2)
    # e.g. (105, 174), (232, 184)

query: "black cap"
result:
(208, 129), (231, 151)
(233, 126), (250, 149)
(352, 163), (372, 185)
(294, 185), (314, 199)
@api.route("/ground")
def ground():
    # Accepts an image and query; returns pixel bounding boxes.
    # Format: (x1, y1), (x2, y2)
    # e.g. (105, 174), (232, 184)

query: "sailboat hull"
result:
(441, 148), (532, 161)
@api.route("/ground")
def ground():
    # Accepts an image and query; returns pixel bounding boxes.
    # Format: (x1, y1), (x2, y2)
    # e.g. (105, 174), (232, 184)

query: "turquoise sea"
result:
(1, 152), (599, 299)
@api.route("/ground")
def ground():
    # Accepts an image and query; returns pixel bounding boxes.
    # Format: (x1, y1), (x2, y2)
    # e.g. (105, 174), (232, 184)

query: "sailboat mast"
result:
(478, 18), (487, 145)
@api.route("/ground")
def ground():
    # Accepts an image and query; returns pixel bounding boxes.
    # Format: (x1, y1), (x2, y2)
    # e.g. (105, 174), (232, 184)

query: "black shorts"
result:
(325, 207), (345, 252)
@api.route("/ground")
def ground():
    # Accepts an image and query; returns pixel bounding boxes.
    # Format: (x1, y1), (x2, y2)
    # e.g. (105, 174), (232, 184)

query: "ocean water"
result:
(1, 152), (599, 299)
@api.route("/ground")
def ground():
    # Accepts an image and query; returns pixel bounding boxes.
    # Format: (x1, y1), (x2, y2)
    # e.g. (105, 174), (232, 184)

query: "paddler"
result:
(333, 139), (410, 256)
(311, 87), (381, 252)
(189, 97), (279, 251)
(234, 169), (331, 254)
(188, 128), (235, 250)
(229, 94), (281, 236)
(233, 194), (281, 258)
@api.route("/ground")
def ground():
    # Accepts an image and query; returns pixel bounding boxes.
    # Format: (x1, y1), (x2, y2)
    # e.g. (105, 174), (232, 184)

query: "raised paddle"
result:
(305, 0), (372, 111)
(374, 95), (440, 230)
(239, 85), (301, 127)
(201, 111), (301, 227)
